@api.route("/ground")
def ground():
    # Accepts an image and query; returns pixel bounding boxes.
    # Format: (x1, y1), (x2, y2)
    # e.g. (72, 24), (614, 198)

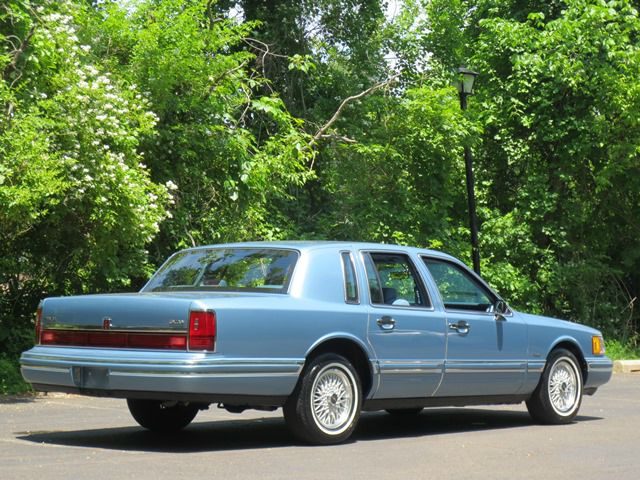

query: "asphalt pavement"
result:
(1, 373), (638, 480)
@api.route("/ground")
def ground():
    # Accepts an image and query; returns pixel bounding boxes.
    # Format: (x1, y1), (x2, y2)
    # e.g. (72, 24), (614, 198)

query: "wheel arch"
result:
(304, 335), (374, 398)
(549, 339), (588, 384)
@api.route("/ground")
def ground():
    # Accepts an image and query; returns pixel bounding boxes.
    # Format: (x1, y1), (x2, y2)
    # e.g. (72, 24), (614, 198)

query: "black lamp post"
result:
(457, 66), (481, 276)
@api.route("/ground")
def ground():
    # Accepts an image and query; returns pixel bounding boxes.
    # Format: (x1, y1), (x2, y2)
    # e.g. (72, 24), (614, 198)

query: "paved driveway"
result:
(1, 374), (638, 480)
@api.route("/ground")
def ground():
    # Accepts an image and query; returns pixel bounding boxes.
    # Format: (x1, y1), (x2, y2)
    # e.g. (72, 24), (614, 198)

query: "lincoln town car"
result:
(20, 242), (613, 444)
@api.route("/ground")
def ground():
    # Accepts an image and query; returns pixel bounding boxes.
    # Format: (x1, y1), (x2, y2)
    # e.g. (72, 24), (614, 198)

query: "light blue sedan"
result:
(20, 242), (613, 444)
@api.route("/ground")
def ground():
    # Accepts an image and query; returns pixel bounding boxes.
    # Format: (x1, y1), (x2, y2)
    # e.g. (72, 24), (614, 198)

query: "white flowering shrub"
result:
(0, 0), (171, 349)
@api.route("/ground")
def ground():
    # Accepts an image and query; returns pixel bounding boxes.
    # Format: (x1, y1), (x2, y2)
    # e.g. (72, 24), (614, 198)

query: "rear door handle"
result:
(376, 316), (396, 331)
(448, 320), (470, 334)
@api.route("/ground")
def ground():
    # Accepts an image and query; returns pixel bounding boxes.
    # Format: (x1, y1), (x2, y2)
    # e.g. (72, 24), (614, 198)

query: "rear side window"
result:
(341, 252), (359, 304)
(364, 252), (430, 308)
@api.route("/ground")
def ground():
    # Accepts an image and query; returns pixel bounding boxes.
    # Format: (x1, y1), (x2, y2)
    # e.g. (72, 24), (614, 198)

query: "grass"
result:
(605, 339), (640, 360)
(0, 358), (32, 396)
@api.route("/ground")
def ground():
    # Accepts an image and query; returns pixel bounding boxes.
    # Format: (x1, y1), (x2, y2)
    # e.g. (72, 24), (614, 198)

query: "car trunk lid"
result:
(39, 293), (212, 351)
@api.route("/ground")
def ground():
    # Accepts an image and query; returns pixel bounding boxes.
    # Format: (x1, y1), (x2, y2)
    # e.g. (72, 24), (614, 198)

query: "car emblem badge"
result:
(102, 317), (112, 330)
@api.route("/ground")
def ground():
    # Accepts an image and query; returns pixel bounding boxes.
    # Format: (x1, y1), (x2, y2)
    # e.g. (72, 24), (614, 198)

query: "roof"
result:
(183, 240), (458, 261)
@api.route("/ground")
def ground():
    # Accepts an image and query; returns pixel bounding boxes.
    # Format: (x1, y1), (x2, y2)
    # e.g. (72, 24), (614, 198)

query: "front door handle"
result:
(449, 320), (470, 334)
(376, 316), (396, 331)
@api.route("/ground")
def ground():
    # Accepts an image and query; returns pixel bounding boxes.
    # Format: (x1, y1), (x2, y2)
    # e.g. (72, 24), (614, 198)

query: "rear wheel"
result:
(526, 348), (583, 424)
(127, 399), (199, 432)
(284, 353), (361, 445)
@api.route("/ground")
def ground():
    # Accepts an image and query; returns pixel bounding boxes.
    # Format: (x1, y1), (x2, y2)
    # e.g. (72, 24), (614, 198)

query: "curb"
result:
(613, 360), (640, 373)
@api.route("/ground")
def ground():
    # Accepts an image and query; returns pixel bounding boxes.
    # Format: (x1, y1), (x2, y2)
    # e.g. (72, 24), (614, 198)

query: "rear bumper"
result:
(20, 346), (303, 402)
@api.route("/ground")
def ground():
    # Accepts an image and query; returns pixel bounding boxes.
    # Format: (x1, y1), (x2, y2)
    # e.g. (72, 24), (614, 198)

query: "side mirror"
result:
(494, 300), (509, 320)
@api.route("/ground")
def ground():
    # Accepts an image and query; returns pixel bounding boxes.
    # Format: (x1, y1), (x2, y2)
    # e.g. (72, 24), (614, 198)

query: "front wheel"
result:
(284, 353), (362, 445)
(127, 399), (199, 432)
(526, 348), (583, 424)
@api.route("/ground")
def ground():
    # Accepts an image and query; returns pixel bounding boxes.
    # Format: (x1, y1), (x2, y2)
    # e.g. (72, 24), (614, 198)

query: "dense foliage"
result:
(1, 0), (639, 392)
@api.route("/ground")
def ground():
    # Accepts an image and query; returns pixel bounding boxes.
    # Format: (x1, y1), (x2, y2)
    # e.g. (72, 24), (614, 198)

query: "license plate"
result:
(72, 366), (109, 388)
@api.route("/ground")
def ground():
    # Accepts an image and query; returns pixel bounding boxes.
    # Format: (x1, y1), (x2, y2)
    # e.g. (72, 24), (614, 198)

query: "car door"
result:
(363, 251), (447, 398)
(422, 257), (527, 396)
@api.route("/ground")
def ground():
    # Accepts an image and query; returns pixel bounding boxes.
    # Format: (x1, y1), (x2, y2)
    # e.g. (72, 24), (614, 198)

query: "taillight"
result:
(35, 305), (43, 344)
(40, 330), (187, 349)
(188, 310), (216, 351)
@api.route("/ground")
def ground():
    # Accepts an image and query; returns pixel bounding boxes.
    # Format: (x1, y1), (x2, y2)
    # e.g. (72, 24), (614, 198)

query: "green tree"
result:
(469, 0), (640, 336)
(86, 0), (314, 262)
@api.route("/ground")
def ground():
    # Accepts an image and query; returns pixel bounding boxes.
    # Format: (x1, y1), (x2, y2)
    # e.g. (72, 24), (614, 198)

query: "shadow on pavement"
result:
(15, 408), (603, 452)
(354, 409), (601, 441)
(0, 395), (37, 405)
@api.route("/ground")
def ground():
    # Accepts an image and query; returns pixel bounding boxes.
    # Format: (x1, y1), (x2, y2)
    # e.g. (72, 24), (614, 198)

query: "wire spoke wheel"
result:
(526, 348), (583, 424)
(283, 353), (362, 444)
(311, 365), (355, 433)
(548, 359), (578, 414)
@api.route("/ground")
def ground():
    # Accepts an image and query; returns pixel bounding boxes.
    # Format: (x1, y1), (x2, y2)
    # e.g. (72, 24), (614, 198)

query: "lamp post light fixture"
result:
(457, 66), (481, 276)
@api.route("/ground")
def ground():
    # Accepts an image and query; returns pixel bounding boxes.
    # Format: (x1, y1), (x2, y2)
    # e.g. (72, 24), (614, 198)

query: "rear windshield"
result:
(143, 248), (299, 293)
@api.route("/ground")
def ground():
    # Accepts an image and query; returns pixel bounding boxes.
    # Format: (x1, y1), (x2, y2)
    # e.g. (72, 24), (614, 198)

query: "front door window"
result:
(422, 258), (493, 312)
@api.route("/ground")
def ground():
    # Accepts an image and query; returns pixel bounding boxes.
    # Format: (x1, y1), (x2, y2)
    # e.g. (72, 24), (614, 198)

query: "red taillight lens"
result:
(127, 333), (187, 350)
(189, 310), (216, 351)
(35, 306), (43, 344)
(40, 330), (187, 349)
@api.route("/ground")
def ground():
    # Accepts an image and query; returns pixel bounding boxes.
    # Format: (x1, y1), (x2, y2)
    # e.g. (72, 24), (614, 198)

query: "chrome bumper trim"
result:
(587, 358), (614, 371)
(20, 346), (304, 397)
